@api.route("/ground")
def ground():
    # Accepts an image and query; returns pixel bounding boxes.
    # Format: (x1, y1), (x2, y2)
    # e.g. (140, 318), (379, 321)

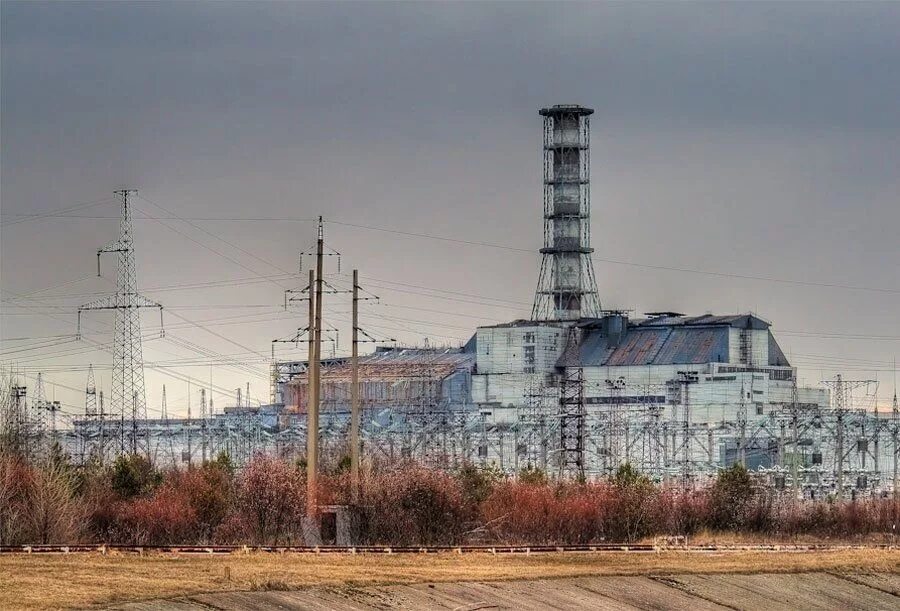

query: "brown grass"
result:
(639, 529), (900, 546)
(1, 549), (898, 610)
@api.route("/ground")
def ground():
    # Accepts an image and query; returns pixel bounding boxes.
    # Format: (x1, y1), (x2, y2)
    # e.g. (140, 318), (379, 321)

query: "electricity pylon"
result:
(85, 365), (97, 416)
(78, 189), (163, 457)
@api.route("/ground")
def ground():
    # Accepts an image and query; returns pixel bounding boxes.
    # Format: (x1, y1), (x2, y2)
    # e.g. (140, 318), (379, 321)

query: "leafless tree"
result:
(26, 458), (85, 544)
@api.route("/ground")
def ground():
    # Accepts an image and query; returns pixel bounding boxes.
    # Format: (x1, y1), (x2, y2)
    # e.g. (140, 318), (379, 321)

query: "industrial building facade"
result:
(284, 346), (475, 415)
(272, 103), (881, 490)
(471, 313), (829, 423)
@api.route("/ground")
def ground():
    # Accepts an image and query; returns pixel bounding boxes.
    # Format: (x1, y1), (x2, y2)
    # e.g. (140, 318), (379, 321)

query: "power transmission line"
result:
(0, 197), (117, 228)
(6, 209), (897, 294)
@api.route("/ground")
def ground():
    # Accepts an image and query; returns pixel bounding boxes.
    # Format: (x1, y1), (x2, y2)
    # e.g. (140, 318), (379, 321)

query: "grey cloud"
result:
(2, 1), (898, 412)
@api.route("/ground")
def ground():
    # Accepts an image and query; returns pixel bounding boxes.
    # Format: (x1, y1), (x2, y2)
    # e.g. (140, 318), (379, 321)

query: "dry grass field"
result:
(1, 548), (898, 610)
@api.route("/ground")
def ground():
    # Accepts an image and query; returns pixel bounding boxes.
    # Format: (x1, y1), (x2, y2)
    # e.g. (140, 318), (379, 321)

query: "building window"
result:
(524, 345), (535, 365)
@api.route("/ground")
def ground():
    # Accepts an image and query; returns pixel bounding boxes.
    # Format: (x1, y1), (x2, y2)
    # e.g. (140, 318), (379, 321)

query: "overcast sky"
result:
(2, 1), (898, 417)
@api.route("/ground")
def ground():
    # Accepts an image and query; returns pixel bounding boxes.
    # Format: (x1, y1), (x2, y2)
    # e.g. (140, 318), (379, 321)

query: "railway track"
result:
(1, 543), (895, 555)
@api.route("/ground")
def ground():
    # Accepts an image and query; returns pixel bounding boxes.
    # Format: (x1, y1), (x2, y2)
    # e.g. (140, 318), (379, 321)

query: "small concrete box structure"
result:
(304, 505), (360, 546)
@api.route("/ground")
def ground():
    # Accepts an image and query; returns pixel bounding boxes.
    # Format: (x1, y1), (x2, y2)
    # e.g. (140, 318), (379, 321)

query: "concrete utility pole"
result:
(306, 265), (318, 519)
(307, 217), (325, 519)
(350, 269), (361, 504)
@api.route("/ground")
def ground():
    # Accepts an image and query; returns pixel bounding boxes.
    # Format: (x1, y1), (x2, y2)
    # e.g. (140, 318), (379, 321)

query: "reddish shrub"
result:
(481, 481), (552, 543)
(212, 513), (253, 544)
(871, 498), (900, 533)
(81, 474), (120, 541)
(362, 465), (467, 545)
(654, 487), (710, 537)
(115, 480), (197, 545)
(553, 483), (607, 543)
(216, 455), (305, 544)
(833, 500), (878, 538)
(481, 481), (606, 544)
(744, 491), (776, 533)
(773, 499), (823, 536)
(317, 472), (350, 507)
(168, 464), (233, 542)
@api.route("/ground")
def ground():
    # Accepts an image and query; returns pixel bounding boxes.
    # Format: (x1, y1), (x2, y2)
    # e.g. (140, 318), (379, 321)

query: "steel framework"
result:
(532, 105), (602, 321)
(61, 393), (897, 497)
(78, 190), (163, 456)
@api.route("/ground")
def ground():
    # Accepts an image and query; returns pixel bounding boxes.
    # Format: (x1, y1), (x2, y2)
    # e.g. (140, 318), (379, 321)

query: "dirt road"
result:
(116, 572), (900, 610)
(2, 549), (897, 609)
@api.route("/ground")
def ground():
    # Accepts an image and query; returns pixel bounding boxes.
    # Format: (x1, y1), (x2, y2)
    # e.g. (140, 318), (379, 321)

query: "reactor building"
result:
(472, 104), (828, 429)
(286, 104), (830, 426)
(280, 103), (834, 477)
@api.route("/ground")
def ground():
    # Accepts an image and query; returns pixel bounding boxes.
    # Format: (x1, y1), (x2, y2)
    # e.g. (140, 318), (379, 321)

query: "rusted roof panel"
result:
(636, 314), (769, 330)
(577, 326), (728, 366)
(651, 327), (729, 364)
(602, 328), (671, 366)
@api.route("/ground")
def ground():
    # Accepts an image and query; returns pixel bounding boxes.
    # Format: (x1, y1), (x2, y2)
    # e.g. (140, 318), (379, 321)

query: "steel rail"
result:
(0, 543), (894, 555)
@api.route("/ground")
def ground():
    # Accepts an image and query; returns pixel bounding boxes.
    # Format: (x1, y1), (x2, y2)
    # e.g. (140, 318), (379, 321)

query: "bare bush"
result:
(25, 458), (85, 544)
(654, 486), (710, 537)
(172, 463), (233, 542)
(7, 450), (900, 546)
(361, 465), (467, 545)
(216, 454), (305, 544)
(481, 481), (606, 544)
(115, 481), (197, 545)
(606, 464), (657, 542)
(0, 452), (33, 544)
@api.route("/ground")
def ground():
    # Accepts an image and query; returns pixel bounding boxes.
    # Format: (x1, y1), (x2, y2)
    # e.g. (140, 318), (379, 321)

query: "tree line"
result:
(1, 449), (897, 545)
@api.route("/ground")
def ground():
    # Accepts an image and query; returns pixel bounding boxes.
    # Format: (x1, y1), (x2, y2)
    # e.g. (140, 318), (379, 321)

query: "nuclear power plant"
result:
(4, 104), (897, 500)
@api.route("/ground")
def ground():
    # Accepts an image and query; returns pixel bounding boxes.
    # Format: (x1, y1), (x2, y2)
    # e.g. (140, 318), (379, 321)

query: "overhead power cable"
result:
(6, 209), (896, 295)
(0, 197), (116, 228)
(126, 202), (293, 293)
(326, 220), (900, 296)
(1, 273), (296, 303)
(136, 195), (297, 279)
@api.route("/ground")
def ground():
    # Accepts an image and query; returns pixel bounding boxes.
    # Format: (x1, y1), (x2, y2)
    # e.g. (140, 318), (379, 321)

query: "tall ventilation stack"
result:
(531, 105), (602, 321)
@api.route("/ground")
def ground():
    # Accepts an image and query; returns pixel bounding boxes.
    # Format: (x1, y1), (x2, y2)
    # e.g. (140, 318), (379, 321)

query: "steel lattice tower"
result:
(558, 326), (586, 478)
(32, 372), (48, 437)
(532, 105), (602, 321)
(85, 364), (97, 416)
(78, 190), (163, 456)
